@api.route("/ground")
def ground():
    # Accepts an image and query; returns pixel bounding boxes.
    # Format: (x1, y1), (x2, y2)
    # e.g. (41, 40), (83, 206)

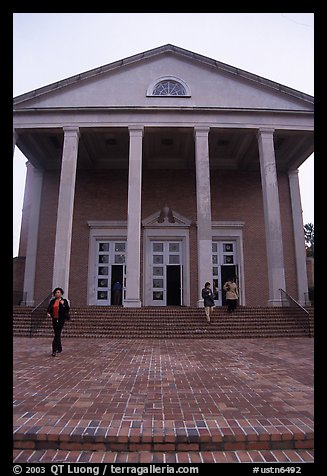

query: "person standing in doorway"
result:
(223, 277), (239, 313)
(113, 281), (122, 305)
(47, 287), (70, 356)
(201, 282), (215, 323)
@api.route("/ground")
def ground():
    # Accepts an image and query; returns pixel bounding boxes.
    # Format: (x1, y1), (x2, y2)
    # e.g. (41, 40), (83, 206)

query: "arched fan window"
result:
(147, 77), (191, 97)
(153, 80), (186, 96)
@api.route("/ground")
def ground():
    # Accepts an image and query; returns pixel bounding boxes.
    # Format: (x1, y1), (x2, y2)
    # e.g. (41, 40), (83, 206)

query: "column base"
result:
(197, 299), (204, 308)
(123, 299), (142, 308)
(267, 299), (284, 307)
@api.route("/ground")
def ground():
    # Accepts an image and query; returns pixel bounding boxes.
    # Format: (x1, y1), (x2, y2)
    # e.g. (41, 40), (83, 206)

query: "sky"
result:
(13, 12), (314, 257)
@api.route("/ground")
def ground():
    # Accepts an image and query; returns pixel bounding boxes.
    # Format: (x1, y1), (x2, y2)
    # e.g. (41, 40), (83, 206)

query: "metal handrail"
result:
(30, 293), (52, 337)
(279, 288), (311, 337)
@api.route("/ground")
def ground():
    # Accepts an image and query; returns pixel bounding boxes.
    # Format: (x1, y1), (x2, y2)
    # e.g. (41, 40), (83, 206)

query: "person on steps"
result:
(223, 277), (239, 313)
(201, 282), (215, 323)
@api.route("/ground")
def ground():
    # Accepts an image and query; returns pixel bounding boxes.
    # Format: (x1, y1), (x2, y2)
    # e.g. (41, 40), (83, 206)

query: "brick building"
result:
(13, 44), (314, 308)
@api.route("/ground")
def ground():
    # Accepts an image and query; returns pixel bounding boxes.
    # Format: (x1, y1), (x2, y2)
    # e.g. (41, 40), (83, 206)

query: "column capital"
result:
(128, 125), (144, 136)
(63, 126), (80, 137)
(194, 126), (210, 137)
(288, 168), (299, 178)
(257, 127), (275, 139)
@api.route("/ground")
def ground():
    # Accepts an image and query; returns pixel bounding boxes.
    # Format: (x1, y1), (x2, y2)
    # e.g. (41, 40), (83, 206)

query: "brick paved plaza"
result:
(13, 337), (314, 464)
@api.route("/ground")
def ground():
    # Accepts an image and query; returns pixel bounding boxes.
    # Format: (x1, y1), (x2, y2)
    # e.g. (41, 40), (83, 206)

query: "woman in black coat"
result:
(47, 287), (70, 356)
(201, 282), (215, 323)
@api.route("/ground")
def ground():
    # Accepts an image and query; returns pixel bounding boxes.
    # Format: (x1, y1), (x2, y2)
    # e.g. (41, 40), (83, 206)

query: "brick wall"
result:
(29, 167), (297, 307)
(306, 257), (314, 288)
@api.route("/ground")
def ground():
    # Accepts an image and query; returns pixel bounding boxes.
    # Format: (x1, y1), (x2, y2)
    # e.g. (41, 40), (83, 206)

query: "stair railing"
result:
(30, 293), (52, 337)
(279, 288), (311, 337)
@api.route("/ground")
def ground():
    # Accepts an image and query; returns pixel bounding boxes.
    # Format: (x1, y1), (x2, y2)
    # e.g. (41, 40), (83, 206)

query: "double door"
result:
(150, 241), (183, 306)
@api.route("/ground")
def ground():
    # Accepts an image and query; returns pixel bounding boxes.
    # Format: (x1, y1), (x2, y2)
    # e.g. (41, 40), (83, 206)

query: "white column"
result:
(194, 127), (213, 307)
(52, 127), (79, 296)
(257, 128), (286, 305)
(22, 163), (44, 306)
(124, 126), (144, 307)
(288, 169), (309, 305)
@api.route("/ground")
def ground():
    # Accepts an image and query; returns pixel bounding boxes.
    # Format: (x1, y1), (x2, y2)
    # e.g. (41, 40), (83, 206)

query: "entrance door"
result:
(212, 241), (239, 306)
(167, 265), (181, 306)
(95, 240), (126, 305)
(110, 265), (124, 305)
(151, 241), (182, 306)
(221, 265), (238, 306)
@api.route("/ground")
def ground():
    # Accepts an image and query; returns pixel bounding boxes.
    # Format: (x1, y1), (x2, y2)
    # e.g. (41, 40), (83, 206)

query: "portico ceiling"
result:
(15, 126), (313, 173)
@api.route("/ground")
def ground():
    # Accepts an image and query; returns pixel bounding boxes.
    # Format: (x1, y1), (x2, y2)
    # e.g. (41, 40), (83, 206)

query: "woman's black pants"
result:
(227, 299), (237, 312)
(52, 318), (65, 353)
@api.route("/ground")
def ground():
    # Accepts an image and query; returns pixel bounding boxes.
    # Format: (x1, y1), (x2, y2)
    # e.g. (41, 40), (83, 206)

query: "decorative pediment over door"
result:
(142, 206), (192, 228)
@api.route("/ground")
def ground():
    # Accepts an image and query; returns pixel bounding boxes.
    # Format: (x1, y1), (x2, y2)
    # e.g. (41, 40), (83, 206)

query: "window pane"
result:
(213, 267), (218, 276)
(98, 266), (109, 275)
(97, 291), (108, 300)
(99, 243), (109, 252)
(153, 255), (164, 264)
(223, 243), (233, 252)
(115, 243), (125, 252)
(153, 279), (163, 288)
(153, 267), (163, 276)
(98, 255), (109, 263)
(98, 279), (108, 287)
(224, 255), (234, 264)
(153, 291), (163, 300)
(153, 243), (163, 252)
(115, 254), (125, 264)
(169, 243), (179, 253)
(169, 255), (180, 264)
(212, 242), (218, 252)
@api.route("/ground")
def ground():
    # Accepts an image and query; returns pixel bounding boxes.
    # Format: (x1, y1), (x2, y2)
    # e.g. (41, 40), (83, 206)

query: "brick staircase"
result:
(13, 305), (314, 339)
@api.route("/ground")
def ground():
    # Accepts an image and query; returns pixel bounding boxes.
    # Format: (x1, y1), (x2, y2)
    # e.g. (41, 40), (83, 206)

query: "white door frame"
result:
(143, 210), (191, 307)
(143, 231), (190, 307)
(87, 221), (127, 305)
(148, 240), (183, 306)
(212, 240), (238, 306)
(212, 221), (246, 307)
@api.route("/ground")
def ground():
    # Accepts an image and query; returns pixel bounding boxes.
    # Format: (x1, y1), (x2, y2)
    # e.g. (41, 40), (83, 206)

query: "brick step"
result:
(13, 316), (314, 323)
(13, 448), (315, 464)
(14, 317), (313, 325)
(14, 311), (313, 320)
(13, 425), (314, 453)
(13, 306), (313, 338)
(14, 329), (311, 339)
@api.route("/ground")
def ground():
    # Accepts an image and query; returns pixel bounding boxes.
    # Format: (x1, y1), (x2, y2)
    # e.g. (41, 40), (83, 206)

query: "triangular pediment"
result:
(13, 44), (313, 112)
(142, 208), (192, 227)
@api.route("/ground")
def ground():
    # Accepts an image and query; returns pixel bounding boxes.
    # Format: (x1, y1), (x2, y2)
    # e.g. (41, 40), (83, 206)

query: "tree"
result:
(304, 223), (314, 257)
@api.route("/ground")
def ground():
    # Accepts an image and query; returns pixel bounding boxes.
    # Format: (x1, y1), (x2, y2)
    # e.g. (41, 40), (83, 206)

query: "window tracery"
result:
(152, 80), (186, 96)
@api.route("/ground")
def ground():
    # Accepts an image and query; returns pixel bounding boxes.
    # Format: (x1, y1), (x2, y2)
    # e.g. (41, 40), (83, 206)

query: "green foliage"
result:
(304, 223), (314, 257)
